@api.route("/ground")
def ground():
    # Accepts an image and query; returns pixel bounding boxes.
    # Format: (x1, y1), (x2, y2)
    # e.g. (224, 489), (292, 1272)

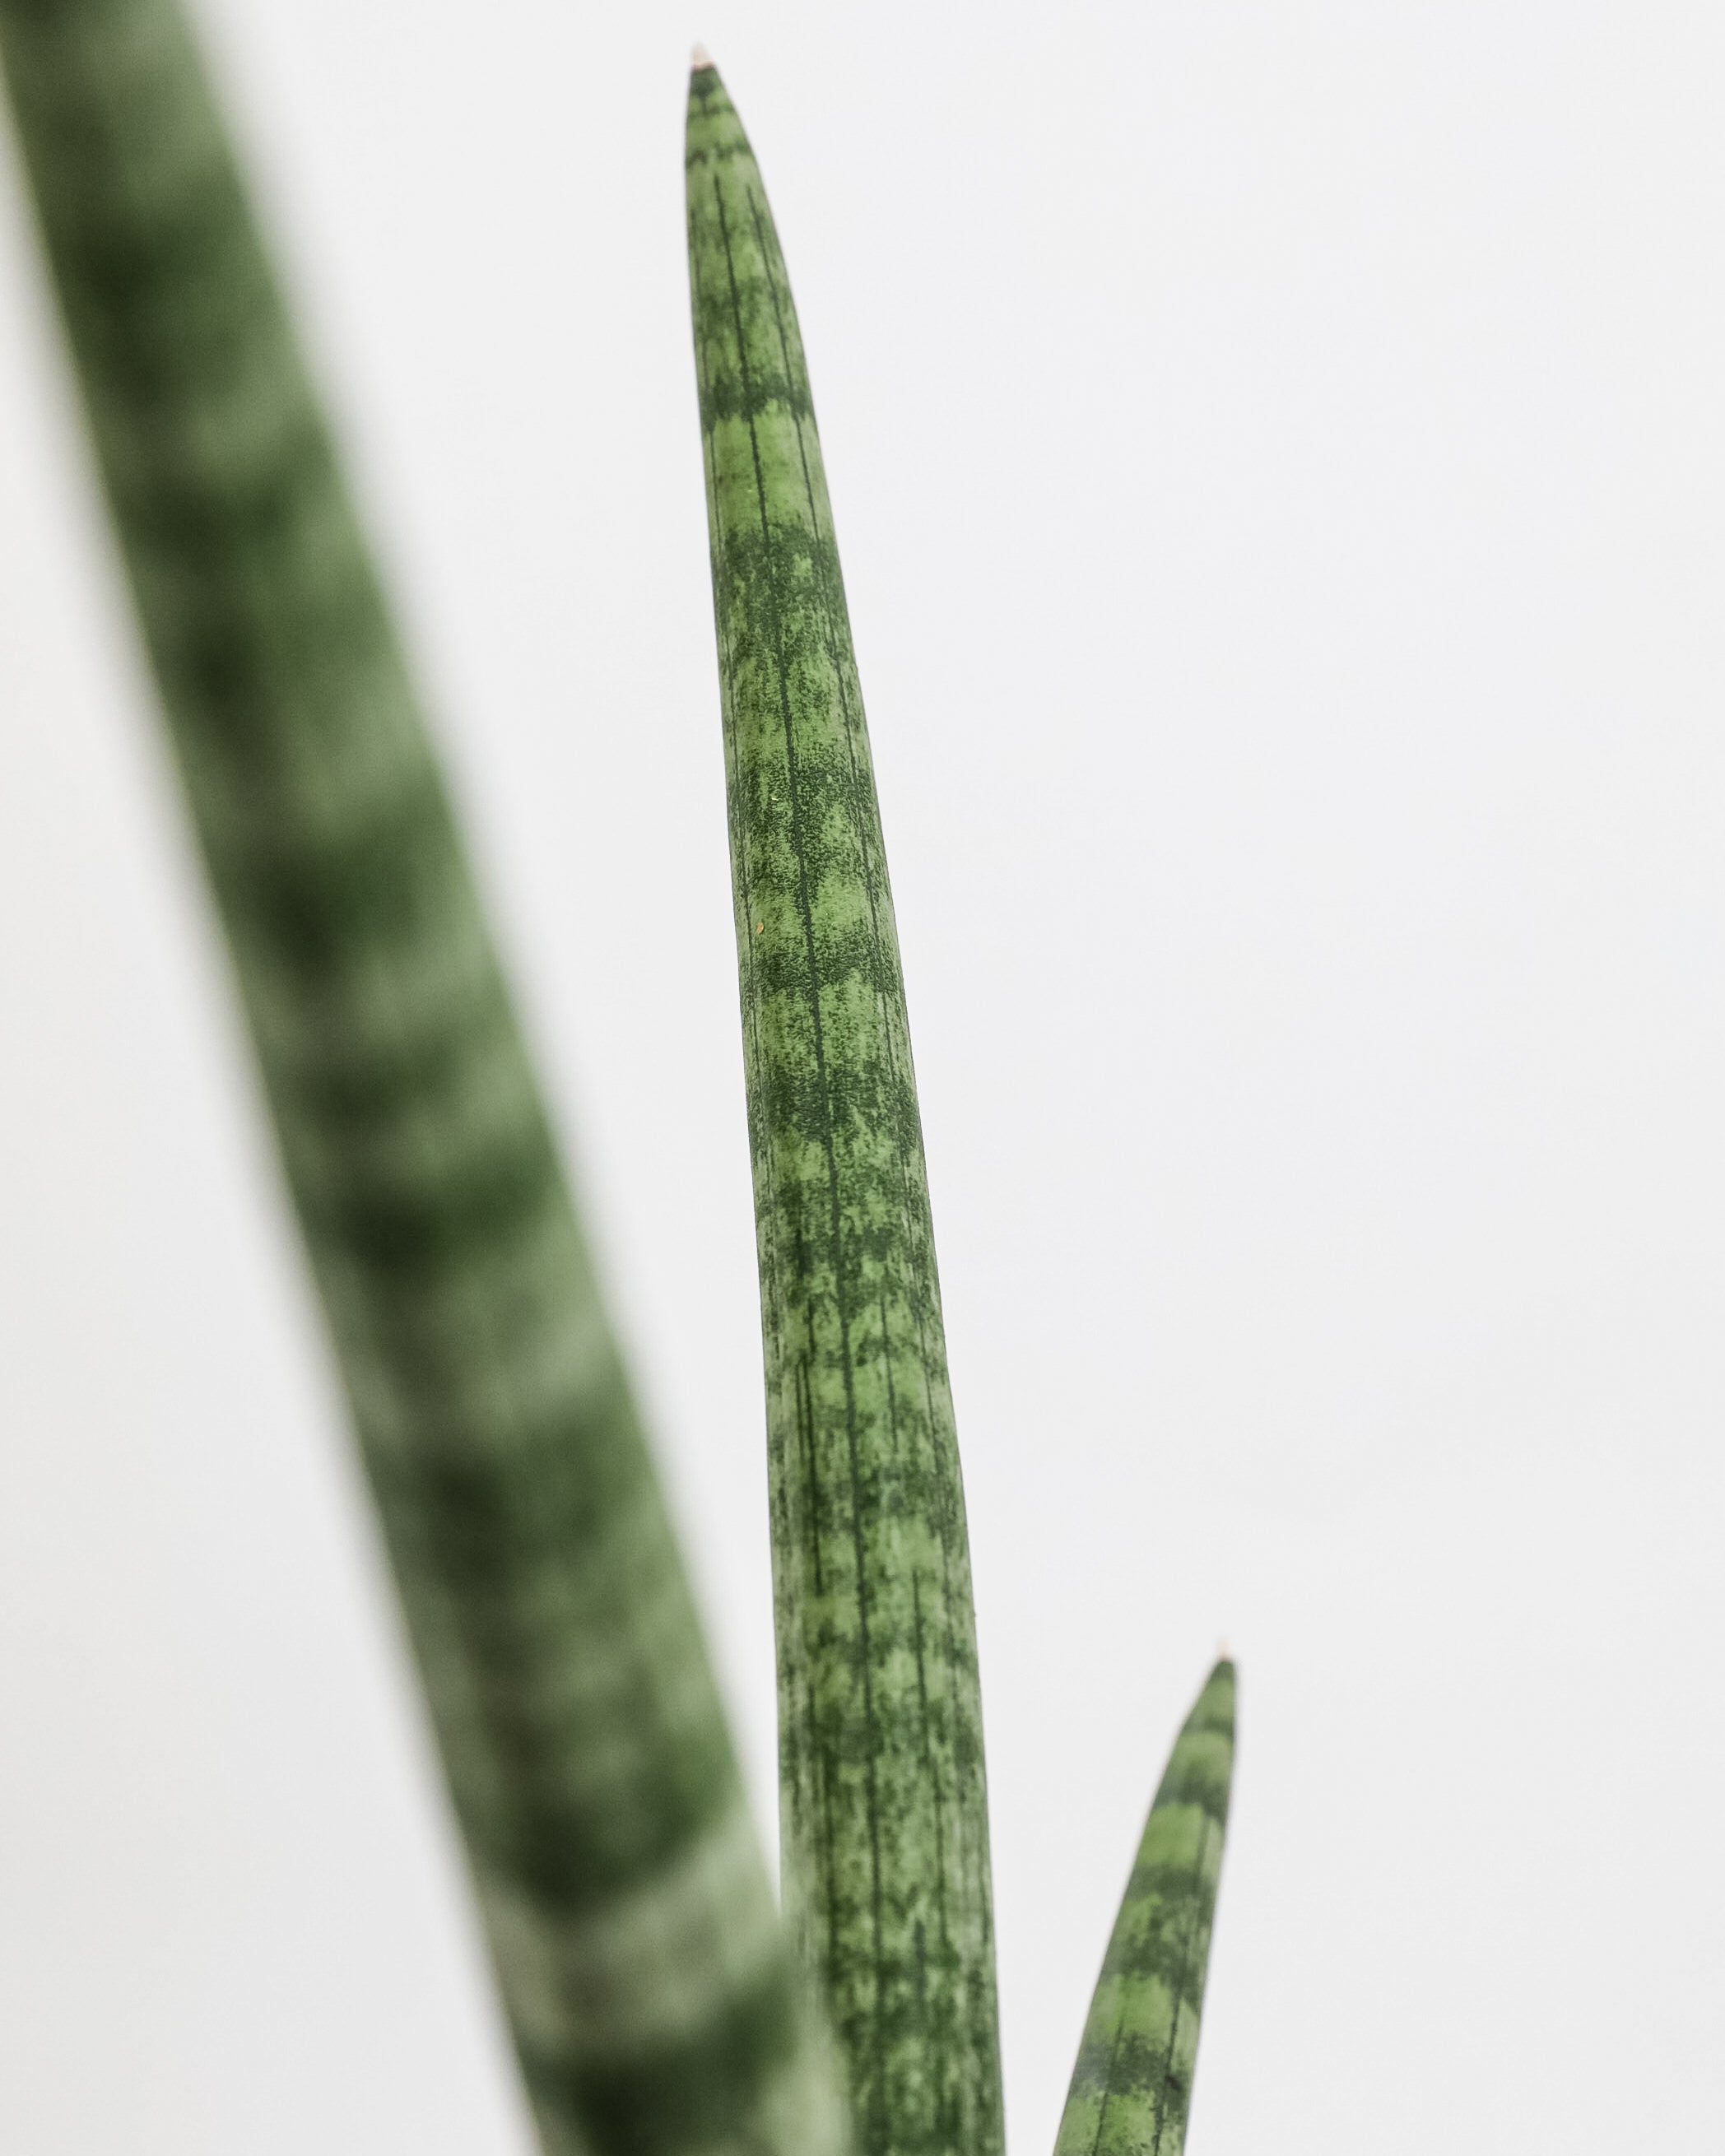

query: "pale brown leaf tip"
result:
(691, 42), (715, 70)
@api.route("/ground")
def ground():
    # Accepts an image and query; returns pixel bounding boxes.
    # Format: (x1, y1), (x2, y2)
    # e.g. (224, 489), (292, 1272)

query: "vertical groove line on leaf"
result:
(1150, 1813), (1212, 2156)
(1088, 2001), (1132, 2156)
(910, 1573), (952, 1964)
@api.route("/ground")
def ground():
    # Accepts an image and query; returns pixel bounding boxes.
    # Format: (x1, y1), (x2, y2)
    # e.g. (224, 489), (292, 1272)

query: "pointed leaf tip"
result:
(690, 42), (714, 71)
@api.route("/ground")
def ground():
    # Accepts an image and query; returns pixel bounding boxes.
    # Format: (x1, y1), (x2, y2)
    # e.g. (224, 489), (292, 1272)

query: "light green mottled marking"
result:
(0, 7), (841, 2152)
(686, 60), (1002, 2156)
(1053, 1662), (1235, 2156)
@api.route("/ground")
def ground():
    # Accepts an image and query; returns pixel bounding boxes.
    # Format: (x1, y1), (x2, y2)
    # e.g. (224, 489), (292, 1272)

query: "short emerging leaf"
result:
(1053, 1661), (1235, 2156)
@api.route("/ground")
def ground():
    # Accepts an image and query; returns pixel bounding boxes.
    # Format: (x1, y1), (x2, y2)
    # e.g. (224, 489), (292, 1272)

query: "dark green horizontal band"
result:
(523, 1957), (805, 2156)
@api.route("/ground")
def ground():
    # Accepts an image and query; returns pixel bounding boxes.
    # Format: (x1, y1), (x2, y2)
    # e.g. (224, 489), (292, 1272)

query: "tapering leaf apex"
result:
(1052, 1659), (1237, 2156)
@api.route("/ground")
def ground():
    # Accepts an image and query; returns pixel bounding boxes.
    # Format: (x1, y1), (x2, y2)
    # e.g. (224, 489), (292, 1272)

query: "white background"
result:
(2, 2), (1722, 2149)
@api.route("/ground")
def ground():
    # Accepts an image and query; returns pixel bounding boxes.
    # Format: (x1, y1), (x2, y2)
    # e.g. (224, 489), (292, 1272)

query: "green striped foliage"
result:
(0, 7), (841, 2153)
(685, 60), (1002, 2156)
(1053, 1662), (1235, 2156)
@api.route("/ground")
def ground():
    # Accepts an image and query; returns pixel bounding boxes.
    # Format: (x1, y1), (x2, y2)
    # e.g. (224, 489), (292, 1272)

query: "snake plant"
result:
(1, 11), (1235, 2156)
(683, 60), (1234, 2155)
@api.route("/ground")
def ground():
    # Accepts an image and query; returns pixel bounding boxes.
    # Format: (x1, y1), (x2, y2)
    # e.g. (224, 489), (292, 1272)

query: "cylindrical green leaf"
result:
(685, 59), (1002, 2156)
(1053, 1661), (1236, 2156)
(0, 7), (841, 2153)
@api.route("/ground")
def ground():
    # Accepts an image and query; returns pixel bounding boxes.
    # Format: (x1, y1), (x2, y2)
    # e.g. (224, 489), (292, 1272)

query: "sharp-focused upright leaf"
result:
(1054, 1662), (1235, 2156)
(686, 58), (1002, 2156)
(0, 7), (842, 2153)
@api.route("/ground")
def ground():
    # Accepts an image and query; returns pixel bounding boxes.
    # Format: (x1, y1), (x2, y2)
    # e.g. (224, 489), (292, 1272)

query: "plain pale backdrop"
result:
(2, 2), (1722, 2149)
